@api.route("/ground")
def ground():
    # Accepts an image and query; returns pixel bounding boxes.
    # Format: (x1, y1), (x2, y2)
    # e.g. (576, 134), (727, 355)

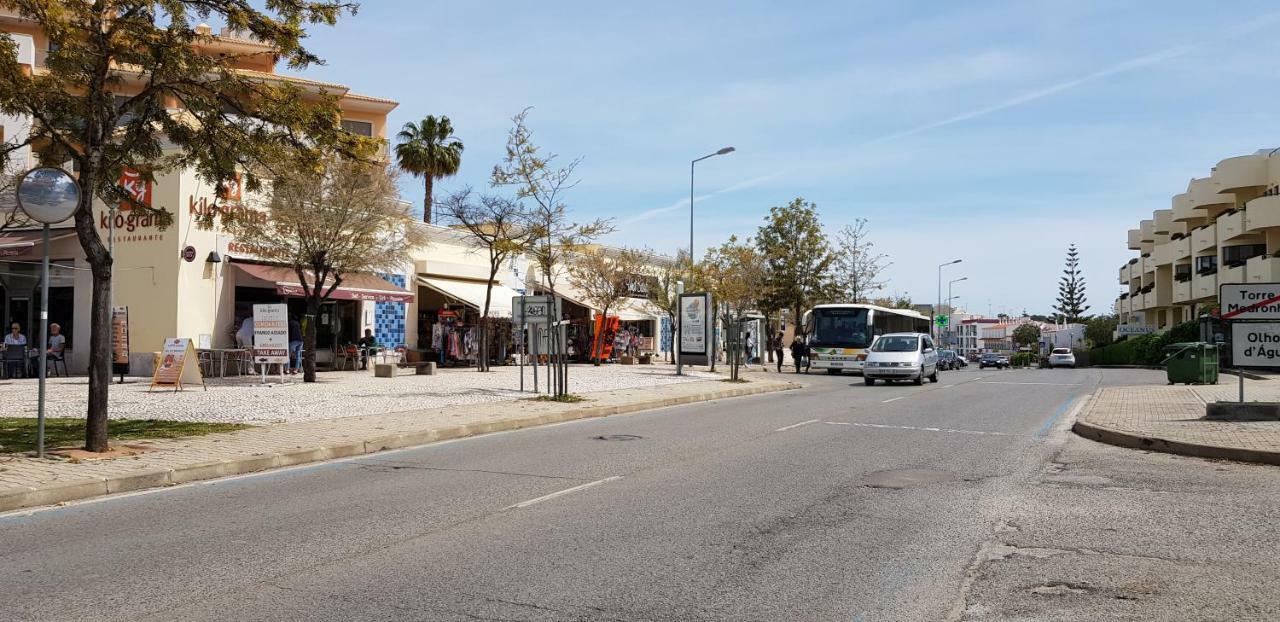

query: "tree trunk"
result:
(303, 300), (320, 383)
(423, 176), (434, 224)
(73, 164), (111, 452)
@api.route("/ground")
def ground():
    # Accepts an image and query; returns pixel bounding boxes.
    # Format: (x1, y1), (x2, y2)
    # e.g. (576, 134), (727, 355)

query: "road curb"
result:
(0, 380), (798, 513)
(1072, 419), (1280, 466)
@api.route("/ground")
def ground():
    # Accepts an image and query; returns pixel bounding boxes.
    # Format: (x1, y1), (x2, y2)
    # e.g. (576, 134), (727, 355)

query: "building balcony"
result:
(1172, 192), (1205, 225)
(1220, 261), (1246, 287)
(1192, 270), (1217, 300)
(1143, 291), (1157, 310)
(1171, 235), (1191, 260)
(1217, 209), (1248, 242)
(1172, 278), (1192, 304)
(1191, 225), (1216, 254)
(1127, 228), (1142, 250)
(1247, 255), (1280, 283)
(1187, 177), (1235, 217)
(1152, 241), (1178, 267)
(1119, 264), (1130, 285)
(1213, 153), (1271, 195)
(1246, 195), (1280, 233)
(1140, 219), (1155, 243)
(1153, 209), (1172, 235)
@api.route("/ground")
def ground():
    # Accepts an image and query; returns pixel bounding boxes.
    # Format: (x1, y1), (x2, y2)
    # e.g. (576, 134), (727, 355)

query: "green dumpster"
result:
(1163, 342), (1219, 385)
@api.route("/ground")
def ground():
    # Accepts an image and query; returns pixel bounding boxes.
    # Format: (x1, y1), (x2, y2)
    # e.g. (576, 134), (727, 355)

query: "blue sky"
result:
(296, 0), (1280, 316)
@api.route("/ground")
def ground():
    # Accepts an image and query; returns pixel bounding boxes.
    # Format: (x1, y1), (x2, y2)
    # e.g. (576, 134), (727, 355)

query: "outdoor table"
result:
(198, 348), (249, 377)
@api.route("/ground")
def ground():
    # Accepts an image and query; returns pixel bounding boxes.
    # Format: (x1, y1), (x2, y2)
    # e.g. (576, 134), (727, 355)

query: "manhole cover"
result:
(862, 469), (957, 489)
(593, 434), (643, 441)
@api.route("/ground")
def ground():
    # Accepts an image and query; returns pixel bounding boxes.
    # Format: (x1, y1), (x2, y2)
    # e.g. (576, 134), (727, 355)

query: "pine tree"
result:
(1054, 244), (1090, 321)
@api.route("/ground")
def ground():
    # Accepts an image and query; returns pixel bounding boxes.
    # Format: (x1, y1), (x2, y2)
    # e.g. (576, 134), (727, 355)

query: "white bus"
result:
(802, 303), (931, 374)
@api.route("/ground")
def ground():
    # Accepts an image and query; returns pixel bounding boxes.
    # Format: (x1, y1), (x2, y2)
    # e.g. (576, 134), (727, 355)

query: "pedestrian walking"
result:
(771, 330), (786, 372)
(789, 336), (807, 374)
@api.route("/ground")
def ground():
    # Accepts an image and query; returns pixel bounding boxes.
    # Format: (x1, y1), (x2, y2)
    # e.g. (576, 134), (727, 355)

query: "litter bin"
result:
(1163, 342), (1219, 385)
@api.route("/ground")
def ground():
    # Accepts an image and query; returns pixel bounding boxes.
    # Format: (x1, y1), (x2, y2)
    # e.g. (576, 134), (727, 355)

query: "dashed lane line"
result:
(822, 421), (1017, 437)
(775, 419), (821, 432)
(504, 476), (622, 510)
(881, 396), (906, 403)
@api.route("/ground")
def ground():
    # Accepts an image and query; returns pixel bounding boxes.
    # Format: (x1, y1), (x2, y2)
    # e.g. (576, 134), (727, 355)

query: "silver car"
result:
(1048, 348), (1077, 368)
(863, 333), (940, 386)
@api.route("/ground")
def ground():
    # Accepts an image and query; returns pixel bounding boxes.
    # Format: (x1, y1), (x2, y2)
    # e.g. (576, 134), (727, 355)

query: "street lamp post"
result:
(935, 259), (961, 341)
(678, 146), (733, 376)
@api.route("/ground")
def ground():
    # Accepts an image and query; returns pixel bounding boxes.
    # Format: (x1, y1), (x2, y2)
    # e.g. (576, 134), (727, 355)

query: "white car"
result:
(1048, 348), (1076, 368)
(863, 333), (939, 385)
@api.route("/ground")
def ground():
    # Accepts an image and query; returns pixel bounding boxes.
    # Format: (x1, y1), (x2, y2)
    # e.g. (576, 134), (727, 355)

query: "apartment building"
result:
(1115, 150), (1280, 332)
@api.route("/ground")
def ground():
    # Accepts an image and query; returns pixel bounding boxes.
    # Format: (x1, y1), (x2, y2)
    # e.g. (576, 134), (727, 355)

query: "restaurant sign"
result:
(275, 283), (413, 303)
(252, 303), (289, 366)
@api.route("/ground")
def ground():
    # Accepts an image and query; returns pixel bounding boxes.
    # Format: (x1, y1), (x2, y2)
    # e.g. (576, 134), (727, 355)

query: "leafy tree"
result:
(0, 1), (369, 451)
(226, 155), (426, 382)
(567, 247), (646, 364)
(1054, 244), (1090, 321)
(1084, 314), (1118, 347)
(699, 236), (769, 378)
(438, 188), (536, 371)
(490, 108), (612, 294)
(395, 115), (463, 224)
(756, 198), (836, 335)
(1012, 323), (1042, 351)
(871, 294), (913, 309)
(833, 218), (889, 303)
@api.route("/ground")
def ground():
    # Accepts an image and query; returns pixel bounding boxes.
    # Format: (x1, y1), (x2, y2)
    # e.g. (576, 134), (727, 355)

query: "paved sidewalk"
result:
(1074, 379), (1280, 465)
(0, 376), (797, 512)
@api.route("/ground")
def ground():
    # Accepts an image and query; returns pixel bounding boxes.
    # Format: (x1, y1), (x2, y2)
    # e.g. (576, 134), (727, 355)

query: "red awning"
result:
(232, 262), (414, 303)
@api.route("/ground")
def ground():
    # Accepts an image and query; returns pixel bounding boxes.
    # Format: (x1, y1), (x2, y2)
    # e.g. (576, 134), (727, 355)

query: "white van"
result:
(862, 332), (939, 386)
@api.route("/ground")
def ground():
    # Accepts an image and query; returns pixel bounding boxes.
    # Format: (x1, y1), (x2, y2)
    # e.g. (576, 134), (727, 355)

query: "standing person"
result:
(772, 330), (786, 373)
(287, 316), (304, 375)
(789, 336), (807, 374)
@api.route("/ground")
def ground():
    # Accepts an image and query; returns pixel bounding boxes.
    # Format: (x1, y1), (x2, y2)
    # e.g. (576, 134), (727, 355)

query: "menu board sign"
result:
(252, 304), (289, 365)
(149, 337), (205, 392)
(111, 306), (130, 374)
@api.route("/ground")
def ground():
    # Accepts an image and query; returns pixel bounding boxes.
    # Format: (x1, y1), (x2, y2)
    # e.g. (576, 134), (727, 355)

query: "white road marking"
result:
(943, 384), (956, 389)
(881, 396), (906, 403)
(504, 476), (622, 510)
(826, 421), (1016, 437)
(979, 381), (1081, 386)
(775, 419), (821, 432)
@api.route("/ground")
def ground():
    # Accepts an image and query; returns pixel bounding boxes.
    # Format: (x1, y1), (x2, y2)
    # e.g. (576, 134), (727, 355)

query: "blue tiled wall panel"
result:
(375, 274), (407, 347)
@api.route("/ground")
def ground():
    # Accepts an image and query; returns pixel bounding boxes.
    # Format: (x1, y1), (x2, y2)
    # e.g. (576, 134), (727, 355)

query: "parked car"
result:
(978, 352), (1008, 369)
(937, 349), (959, 370)
(863, 332), (939, 386)
(1048, 347), (1077, 368)
(953, 355), (968, 368)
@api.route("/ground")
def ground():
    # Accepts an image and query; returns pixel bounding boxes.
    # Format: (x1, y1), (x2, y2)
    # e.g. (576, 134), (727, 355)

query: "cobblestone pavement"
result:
(1078, 379), (1280, 457)
(0, 364), (721, 424)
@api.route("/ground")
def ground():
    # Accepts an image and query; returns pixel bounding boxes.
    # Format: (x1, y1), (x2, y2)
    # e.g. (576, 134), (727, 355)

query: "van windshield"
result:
(871, 336), (919, 352)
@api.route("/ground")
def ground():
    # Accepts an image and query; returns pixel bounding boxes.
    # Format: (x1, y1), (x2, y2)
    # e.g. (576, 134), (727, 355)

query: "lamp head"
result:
(715, 147), (735, 156)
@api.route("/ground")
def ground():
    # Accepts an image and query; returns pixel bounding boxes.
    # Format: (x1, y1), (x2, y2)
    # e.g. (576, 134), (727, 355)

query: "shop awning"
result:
(614, 298), (663, 321)
(232, 262), (414, 303)
(0, 229), (78, 257)
(534, 284), (599, 312)
(417, 276), (520, 317)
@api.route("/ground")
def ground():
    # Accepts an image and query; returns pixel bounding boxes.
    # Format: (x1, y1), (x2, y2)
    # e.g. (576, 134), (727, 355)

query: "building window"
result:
(340, 119), (373, 137)
(1222, 244), (1266, 268)
(1174, 265), (1192, 282)
(1195, 255), (1217, 276)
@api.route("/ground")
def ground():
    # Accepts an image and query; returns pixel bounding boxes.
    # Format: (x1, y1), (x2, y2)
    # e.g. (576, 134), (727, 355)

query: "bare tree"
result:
(567, 248), (646, 364)
(489, 108), (612, 294)
(834, 218), (890, 303)
(438, 188), (536, 371)
(225, 154), (427, 382)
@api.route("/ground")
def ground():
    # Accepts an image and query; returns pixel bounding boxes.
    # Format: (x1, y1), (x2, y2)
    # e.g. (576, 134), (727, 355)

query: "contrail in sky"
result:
(632, 12), (1280, 224)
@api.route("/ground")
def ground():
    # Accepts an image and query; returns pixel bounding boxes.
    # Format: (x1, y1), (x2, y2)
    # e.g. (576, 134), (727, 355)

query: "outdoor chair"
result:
(2, 346), (26, 379)
(46, 350), (68, 377)
(333, 344), (359, 371)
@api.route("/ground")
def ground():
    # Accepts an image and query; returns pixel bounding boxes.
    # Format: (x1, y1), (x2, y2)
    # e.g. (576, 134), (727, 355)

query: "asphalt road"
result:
(2, 367), (1277, 621)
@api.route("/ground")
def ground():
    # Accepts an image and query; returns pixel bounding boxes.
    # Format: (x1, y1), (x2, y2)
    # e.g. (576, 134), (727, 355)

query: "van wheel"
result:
(864, 377), (875, 386)
(929, 369), (939, 383)
(913, 369), (924, 385)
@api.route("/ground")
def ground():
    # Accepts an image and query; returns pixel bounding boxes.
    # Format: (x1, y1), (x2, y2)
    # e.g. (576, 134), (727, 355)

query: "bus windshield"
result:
(810, 307), (872, 348)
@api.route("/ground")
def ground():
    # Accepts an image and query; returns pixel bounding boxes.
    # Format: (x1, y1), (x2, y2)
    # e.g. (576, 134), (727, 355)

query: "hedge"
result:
(1088, 321), (1199, 366)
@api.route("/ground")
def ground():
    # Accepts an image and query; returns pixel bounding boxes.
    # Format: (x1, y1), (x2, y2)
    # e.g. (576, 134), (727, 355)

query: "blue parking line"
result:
(1036, 394), (1076, 438)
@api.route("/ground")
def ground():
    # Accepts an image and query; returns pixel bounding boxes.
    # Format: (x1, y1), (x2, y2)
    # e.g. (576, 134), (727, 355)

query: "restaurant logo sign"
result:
(217, 173), (243, 201)
(118, 168), (152, 210)
(189, 195), (267, 229)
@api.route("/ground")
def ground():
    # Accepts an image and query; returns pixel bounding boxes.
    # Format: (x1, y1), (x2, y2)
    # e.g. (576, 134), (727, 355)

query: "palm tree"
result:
(395, 115), (464, 223)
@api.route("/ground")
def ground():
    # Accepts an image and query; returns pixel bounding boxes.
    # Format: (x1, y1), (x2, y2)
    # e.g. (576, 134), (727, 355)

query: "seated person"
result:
(357, 329), (379, 369)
